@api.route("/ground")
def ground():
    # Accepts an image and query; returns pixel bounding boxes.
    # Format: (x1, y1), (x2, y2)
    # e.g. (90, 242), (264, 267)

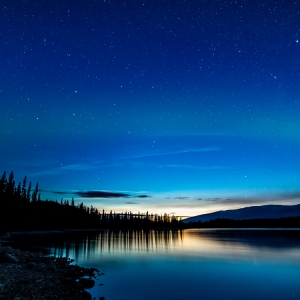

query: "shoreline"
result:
(7, 227), (185, 235)
(0, 237), (100, 300)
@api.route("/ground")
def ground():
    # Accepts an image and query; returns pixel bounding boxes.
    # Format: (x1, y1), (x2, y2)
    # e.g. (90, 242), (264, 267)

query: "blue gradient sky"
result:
(1, 0), (300, 216)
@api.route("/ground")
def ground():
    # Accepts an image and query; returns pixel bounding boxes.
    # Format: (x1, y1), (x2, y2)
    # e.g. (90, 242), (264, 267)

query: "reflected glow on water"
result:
(50, 230), (185, 263)
(183, 229), (300, 265)
(13, 229), (300, 300)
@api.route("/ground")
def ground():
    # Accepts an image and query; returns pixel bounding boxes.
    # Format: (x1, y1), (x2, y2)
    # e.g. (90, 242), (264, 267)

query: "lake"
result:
(11, 229), (300, 299)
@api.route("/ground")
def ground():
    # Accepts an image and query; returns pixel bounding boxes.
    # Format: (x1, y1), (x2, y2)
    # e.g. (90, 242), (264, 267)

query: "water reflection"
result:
(192, 228), (300, 249)
(10, 230), (184, 261)
(53, 230), (183, 260)
(183, 229), (300, 265)
(11, 229), (300, 300)
(12, 229), (300, 264)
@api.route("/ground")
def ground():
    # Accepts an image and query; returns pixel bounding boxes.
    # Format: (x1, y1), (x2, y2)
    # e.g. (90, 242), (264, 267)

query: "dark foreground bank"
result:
(0, 236), (100, 300)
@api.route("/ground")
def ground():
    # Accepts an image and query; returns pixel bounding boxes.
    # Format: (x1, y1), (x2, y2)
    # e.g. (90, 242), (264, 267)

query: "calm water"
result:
(12, 229), (300, 299)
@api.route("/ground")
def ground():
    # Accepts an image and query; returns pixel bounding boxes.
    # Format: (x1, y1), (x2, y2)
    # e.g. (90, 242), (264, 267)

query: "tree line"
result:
(0, 171), (182, 231)
(2, 171), (298, 232)
(185, 217), (300, 228)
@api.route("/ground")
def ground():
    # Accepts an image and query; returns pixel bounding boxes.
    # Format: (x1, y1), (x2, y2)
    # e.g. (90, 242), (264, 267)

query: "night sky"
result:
(1, 0), (300, 216)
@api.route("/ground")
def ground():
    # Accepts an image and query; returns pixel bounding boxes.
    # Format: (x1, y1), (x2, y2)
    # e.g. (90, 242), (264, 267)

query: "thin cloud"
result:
(75, 191), (130, 198)
(153, 132), (229, 137)
(50, 191), (70, 195)
(145, 163), (230, 170)
(28, 163), (95, 177)
(59, 164), (96, 171)
(95, 147), (222, 169)
(29, 169), (66, 177)
(277, 192), (300, 199)
(162, 191), (300, 207)
(129, 147), (222, 160)
(221, 193), (300, 206)
(98, 160), (228, 171)
(9, 160), (58, 168)
(189, 192), (300, 208)
(47, 189), (151, 199)
(205, 198), (221, 201)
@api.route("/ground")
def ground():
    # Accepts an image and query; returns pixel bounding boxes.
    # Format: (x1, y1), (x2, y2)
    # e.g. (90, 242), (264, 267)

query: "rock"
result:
(17, 279), (30, 284)
(47, 262), (56, 271)
(4, 246), (14, 253)
(89, 267), (99, 273)
(0, 246), (100, 299)
(78, 277), (95, 289)
(26, 261), (35, 269)
(82, 290), (92, 299)
(1, 253), (19, 263)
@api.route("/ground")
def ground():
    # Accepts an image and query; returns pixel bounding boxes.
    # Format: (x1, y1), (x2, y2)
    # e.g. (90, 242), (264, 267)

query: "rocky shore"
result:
(0, 238), (100, 300)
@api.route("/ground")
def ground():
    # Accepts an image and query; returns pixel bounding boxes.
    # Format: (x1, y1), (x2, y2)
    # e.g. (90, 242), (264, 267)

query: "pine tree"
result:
(15, 182), (21, 202)
(0, 171), (7, 196)
(79, 202), (84, 210)
(26, 182), (32, 203)
(6, 171), (15, 199)
(90, 205), (94, 214)
(32, 183), (39, 202)
(21, 176), (27, 202)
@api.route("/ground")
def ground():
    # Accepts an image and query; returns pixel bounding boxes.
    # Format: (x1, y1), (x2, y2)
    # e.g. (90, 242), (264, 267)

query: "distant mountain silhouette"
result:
(183, 204), (300, 223)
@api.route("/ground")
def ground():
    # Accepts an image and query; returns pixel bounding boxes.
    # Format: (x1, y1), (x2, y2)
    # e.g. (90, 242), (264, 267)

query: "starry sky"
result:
(1, 0), (300, 216)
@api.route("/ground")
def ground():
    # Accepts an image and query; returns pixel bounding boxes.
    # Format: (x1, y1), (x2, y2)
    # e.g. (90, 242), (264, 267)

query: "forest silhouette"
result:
(188, 217), (300, 228)
(0, 171), (182, 231)
(1, 171), (300, 232)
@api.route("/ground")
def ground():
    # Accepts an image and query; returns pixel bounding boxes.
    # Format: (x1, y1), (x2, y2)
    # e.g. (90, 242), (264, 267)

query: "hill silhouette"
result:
(183, 204), (300, 225)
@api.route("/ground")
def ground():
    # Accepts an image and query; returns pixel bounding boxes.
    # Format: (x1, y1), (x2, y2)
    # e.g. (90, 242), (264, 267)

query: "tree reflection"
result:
(47, 230), (183, 260)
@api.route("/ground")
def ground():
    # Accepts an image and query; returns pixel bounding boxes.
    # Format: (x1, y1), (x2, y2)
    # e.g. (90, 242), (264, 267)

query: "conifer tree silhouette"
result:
(21, 176), (27, 202)
(0, 171), (7, 197)
(26, 182), (32, 203)
(32, 183), (39, 202)
(6, 171), (15, 200)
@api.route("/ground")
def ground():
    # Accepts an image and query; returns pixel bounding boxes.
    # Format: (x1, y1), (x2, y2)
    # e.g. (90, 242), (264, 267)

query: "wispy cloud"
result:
(29, 169), (66, 177)
(220, 192), (300, 206)
(95, 147), (222, 168)
(153, 132), (229, 137)
(75, 191), (130, 198)
(102, 160), (228, 170)
(28, 163), (96, 177)
(149, 164), (230, 170)
(128, 147), (222, 160)
(137, 195), (151, 198)
(59, 164), (96, 171)
(155, 190), (300, 214)
(47, 189), (151, 199)
(50, 190), (70, 195)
